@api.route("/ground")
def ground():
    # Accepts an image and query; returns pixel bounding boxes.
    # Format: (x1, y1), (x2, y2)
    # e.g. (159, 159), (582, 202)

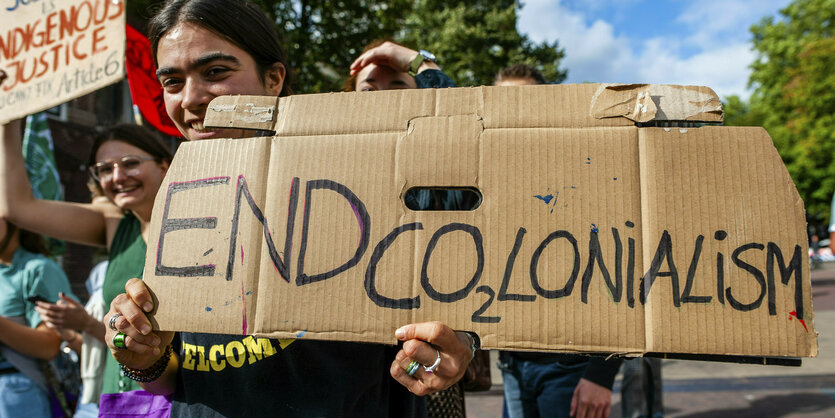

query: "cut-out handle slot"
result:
(404, 187), (482, 211)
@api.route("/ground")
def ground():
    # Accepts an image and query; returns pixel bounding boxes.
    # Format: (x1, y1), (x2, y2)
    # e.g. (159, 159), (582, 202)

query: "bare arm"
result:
(1, 119), (120, 247)
(0, 317), (61, 360)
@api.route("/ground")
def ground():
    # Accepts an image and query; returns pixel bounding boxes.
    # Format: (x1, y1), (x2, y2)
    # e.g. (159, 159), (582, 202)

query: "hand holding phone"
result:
(26, 295), (48, 304)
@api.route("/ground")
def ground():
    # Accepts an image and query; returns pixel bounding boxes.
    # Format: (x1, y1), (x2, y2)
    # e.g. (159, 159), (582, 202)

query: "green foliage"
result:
(721, 95), (765, 127)
(264, 0), (412, 93)
(749, 0), (835, 219)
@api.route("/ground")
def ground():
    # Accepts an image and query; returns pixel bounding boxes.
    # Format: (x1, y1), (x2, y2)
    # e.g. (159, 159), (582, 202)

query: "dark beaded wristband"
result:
(120, 345), (172, 383)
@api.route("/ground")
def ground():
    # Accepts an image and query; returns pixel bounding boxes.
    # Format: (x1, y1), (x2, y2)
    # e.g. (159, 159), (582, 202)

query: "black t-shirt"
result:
(170, 333), (425, 417)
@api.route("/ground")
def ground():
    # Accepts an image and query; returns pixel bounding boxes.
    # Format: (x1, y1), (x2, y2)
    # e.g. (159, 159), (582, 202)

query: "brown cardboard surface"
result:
(143, 83), (816, 358)
(0, 0), (126, 123)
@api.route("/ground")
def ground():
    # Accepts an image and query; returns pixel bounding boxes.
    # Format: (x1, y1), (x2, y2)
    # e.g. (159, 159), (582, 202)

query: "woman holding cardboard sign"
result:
(100, 0), (474, 416)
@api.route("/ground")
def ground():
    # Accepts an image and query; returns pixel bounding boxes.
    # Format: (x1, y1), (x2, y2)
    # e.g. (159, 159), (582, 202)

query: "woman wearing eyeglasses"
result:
(1, 120), (172, 404)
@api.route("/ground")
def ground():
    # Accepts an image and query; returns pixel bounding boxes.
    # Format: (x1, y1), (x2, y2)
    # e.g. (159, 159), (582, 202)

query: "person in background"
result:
(808, 215), (824, 269)
(345, 39), (455, 92)
(620, 357), (664, 418)
(35, 180), (110, 418)
(494, 63), (623, 418)
(101, 1), (474, 416)
(829, 191), (835, 255)
(493, 63), (548, 86)
(35, 258), (109, 418)
(0, 218), (75, 418)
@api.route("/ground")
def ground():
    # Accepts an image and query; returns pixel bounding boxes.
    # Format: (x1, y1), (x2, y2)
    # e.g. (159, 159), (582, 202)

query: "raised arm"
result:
(1, 117), (120, 248)
(349, 41), (441, 77)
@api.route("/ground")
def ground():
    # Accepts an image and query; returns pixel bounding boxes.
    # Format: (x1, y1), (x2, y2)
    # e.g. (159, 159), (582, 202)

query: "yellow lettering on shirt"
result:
(181, 338), (285, 372)
(208, 344), (226, 371)
(182, 342), (197, 370)
(195, 344), (210, 372)
(242, 336), (262, 364)
(260, 338), (278, 356)
(226, 341), (246, 368)
(242, 336), (278, 364)
(277, 338), (295, 350)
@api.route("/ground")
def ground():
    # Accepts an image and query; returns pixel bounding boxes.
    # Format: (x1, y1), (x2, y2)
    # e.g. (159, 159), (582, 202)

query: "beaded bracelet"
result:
(120, 345), (172, 383)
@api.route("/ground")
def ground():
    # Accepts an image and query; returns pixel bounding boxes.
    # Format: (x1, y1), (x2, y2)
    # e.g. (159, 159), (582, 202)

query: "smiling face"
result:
(155, 23), (285, 141)
(94, 140), (169, 216)
(355, 63), (417, 91)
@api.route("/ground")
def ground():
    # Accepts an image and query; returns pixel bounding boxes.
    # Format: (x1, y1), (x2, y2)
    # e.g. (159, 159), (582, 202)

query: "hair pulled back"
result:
(149, 0), (293, 96)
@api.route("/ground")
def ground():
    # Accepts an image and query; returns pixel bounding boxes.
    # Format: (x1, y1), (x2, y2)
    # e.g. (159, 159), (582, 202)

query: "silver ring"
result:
(423, 349), (441, 374)
(108, 313), (122, 331)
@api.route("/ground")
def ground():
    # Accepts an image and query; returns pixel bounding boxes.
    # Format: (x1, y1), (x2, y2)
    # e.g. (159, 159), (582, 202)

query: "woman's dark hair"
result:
(87, 124), (173, 195)
(342, 39), (389, 92)
(1, 222), (50, 256)
(149, 0), (293, 96)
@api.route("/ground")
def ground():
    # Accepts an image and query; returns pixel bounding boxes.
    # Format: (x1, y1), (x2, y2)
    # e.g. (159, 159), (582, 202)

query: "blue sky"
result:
(517, 0), (793, 99)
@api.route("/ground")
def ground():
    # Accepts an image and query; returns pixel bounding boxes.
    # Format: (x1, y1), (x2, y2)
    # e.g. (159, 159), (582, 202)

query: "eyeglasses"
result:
(89, 155), (156, 182)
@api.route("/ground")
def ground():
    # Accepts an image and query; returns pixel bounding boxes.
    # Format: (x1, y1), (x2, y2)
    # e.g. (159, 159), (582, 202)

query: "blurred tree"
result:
(721, 95), (765, 128)
(749, 0), (835, 218)
(265, 0), (411, 93)
(125, 0), (566, 93)
(398, 0), (567, 86)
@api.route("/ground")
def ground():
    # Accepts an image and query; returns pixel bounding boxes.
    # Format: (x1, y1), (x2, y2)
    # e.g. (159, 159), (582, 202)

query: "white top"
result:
(80, 261), (108, 405)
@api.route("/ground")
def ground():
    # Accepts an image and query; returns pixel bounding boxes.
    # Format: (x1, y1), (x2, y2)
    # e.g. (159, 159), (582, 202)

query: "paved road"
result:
(466, 262), (835, 417)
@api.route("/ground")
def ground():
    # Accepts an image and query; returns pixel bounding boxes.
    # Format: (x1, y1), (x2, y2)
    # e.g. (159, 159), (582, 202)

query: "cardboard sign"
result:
(143, 84), (817, 358)
(0, 0), (125, 123)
